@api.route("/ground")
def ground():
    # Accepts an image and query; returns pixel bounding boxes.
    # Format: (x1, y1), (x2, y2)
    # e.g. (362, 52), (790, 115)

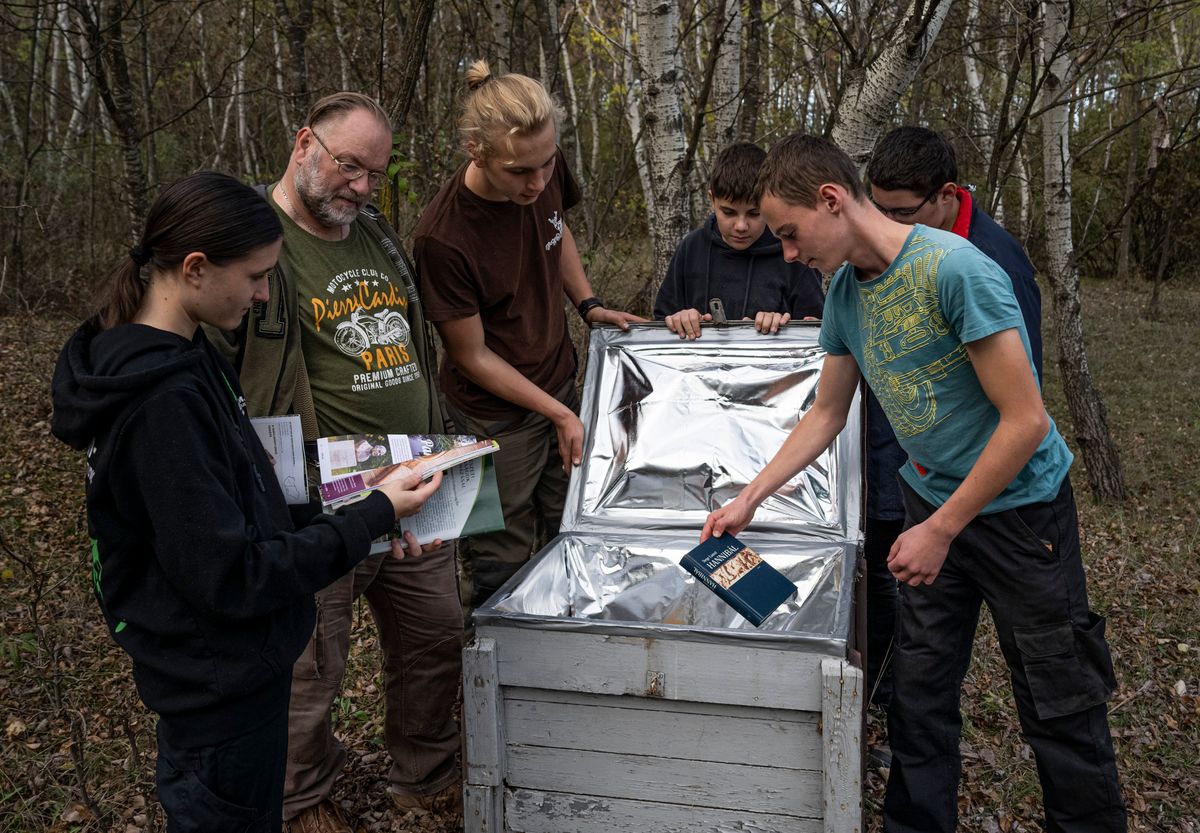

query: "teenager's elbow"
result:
(1003, 405), (1050, 451)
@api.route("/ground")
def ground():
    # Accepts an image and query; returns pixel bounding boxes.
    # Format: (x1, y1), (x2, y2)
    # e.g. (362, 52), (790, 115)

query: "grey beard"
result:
(294, 163), (360, 227)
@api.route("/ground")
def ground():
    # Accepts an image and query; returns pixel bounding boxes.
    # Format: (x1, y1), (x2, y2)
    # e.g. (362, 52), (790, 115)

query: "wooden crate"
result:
(463, 626), (862, 833)
(461, 324), (864, 832)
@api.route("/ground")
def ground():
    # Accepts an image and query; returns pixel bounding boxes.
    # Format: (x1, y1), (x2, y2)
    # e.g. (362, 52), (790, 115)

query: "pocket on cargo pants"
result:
(1013, 611), (1117, 720)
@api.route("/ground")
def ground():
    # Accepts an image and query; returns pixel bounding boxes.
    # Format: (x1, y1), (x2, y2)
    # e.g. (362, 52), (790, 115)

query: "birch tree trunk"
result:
(830, 0), (953, 169)
(489, 0), (512, 70)
(633, 0), (690, 299)
(1040, 0), (1126, 502)
(273, 0), (313, 129)
(711, 0), (741, 146)
(80, 0), (149, 238)
(962, 0), (996, 216)
(737, 0), (763, 138)
(387, 0), (434, 128)
(621, 4), (654, 219)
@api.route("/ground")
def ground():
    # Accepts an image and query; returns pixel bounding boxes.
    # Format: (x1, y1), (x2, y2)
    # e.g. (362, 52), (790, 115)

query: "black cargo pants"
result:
(883, 476), (1127, 833)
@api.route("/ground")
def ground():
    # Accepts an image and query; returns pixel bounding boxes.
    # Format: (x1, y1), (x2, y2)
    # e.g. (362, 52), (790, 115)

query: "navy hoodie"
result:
(965, 202), (1043, 381)
(654, 215), (825, 321)
(51, 320), (395, 745)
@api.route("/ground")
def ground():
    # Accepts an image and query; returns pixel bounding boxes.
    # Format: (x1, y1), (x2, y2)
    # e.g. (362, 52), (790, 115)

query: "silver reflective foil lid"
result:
(563, 323), (861, 542)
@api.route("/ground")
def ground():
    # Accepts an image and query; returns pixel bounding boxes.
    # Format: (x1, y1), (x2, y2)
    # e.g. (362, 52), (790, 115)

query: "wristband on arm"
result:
(577, 296), (605, 322)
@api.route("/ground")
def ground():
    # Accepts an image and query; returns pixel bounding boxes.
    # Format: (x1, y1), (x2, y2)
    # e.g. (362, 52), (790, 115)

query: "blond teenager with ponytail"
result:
(50, 172), (440, 832)
(415, 61), (645, 606)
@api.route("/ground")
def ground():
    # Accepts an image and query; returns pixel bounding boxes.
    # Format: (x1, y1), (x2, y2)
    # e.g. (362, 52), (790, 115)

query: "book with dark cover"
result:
(679, 533), (797, 627)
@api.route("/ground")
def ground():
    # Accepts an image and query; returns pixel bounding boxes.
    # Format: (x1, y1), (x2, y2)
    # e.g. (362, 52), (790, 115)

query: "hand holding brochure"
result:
(317, 434), (499, 507)
(250, 415), (309, 505)
(315, 433), (506, 550)
(679, 533), (797, 627)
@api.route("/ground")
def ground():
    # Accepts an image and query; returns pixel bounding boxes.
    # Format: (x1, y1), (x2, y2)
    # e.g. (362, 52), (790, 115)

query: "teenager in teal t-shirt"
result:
(819, 224), (1071, 513)
(703, 135), (1126, 833)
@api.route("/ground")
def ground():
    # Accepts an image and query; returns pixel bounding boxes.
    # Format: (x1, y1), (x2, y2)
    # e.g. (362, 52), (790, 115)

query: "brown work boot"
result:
(282, 799), (353, 833)
(388, 782), (463, 815)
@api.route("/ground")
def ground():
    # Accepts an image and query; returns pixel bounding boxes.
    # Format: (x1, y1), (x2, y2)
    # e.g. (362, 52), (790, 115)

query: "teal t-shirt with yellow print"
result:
(819, 225), (1072, 513)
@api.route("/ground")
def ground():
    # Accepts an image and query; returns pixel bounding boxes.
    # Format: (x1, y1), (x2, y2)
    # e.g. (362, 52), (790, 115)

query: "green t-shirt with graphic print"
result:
(271, 195), (431, 437)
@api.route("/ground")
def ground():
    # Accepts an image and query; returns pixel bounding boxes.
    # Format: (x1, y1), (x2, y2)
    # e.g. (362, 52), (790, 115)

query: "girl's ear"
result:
(181, 252), (208, 287)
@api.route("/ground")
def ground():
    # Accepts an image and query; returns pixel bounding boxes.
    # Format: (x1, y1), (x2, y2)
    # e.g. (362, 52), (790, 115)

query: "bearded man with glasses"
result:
(207, 92), (464, 832)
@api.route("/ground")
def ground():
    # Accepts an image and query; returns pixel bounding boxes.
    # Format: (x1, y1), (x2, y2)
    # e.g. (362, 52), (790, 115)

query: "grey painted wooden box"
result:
(464, 325), (864, 833)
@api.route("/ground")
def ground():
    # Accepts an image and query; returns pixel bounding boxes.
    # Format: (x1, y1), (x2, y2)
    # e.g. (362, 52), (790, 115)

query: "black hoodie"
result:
(653, 214), (825, 321)
(51, 321), (395, 745)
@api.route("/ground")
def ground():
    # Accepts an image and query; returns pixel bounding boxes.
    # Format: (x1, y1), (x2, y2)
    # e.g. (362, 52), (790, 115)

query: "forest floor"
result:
(1, 279), (1197, 833)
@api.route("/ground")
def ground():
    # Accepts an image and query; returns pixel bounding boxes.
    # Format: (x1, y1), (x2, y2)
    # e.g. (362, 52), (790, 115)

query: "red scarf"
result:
(950, 186), (973, 238)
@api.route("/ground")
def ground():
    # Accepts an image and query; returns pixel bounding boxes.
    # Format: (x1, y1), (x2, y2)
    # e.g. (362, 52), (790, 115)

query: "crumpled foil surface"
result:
(476, 324), (862, 652)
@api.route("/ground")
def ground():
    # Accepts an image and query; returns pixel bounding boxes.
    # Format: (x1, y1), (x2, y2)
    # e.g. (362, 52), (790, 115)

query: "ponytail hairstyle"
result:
(458, 59), (564, 160)
(97, 171), (283, 329)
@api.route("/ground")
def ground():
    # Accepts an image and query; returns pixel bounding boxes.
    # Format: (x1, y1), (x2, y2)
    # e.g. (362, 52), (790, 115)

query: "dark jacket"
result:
(657, 213), (825, 321)
(653, 215), (825, 321)
(967, 203), (1043, 381)
(51, 321), (394, 745)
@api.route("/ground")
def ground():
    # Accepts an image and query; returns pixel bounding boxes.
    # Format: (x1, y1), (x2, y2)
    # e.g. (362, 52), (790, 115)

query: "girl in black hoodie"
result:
(50, 172), (442, 832)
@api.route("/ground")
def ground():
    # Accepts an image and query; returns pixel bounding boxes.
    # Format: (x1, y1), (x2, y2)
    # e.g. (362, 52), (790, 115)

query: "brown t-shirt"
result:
(414, 149), (581, 422)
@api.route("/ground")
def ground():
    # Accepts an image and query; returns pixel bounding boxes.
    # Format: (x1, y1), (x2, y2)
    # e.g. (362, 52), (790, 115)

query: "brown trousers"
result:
(282, 544), (463, 819)
(445, 380), (578, 608)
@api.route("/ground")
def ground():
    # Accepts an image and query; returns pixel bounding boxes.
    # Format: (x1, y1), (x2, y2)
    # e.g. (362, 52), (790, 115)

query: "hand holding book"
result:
(375, 469), (443, 520)
(680, 532), (797, 627)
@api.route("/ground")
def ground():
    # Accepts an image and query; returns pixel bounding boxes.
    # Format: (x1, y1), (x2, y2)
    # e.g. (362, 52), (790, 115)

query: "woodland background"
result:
(1, 0), (1198, 831)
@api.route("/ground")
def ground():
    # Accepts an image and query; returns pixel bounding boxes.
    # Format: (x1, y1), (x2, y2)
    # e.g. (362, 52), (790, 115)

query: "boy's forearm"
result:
(925, 329), (1050, 537)
(742, 353), (859, 508)
(559, 224), (596, 306)
(742, 405), (847, 508)
(924, 408), (1048, 539)
(450, 344), (574, 424)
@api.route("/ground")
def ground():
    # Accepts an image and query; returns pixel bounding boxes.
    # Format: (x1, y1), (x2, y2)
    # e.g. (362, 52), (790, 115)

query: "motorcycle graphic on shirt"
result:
(333, 307), (411, 357)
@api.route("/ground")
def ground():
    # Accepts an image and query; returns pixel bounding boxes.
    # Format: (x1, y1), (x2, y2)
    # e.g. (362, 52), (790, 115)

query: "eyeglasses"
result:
(309, 129), (387, 187)
(871, 186), (941, 218)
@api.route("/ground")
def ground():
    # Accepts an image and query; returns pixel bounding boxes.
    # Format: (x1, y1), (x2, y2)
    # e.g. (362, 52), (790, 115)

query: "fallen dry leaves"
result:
(3, 281), (1198, 832)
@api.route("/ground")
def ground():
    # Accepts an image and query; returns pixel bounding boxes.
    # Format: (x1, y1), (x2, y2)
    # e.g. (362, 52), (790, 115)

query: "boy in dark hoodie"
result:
(654, 142), (825, 338)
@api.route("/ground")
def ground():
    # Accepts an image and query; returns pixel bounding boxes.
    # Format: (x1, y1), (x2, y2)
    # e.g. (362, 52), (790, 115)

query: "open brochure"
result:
(381, 454), (504, 550)
(249, 415), (309, 505)
(317, 433), (499, 508)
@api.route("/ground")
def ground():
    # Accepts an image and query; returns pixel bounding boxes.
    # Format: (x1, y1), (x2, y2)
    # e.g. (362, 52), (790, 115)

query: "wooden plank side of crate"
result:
(464, 784), (503, 833)
(504, 685), (816, 721)
(481, 626), (827, 711)
(505, 691), (823, 768)
(463, 638), (504, 788)
(505, 746), (823, 818)
(505, 788), (824, 833)
(821, 657), (864, 833)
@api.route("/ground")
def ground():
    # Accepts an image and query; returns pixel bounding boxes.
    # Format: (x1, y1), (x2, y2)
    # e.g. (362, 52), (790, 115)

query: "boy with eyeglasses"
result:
(867, 127), (1042, 379)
